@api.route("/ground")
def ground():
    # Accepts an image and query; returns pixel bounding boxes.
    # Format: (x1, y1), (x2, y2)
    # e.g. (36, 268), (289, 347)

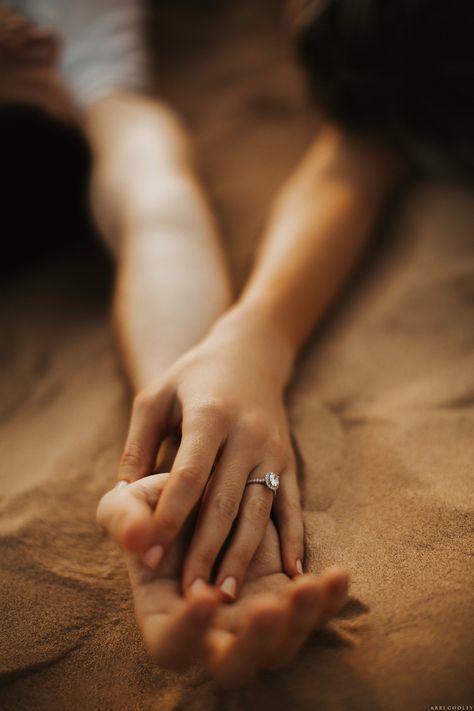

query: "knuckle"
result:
(213, 491), (239, 522)
(239, 412), (267, 442)
(270, 425), (294, 457)
(199, 398), (224, 417)
(155, 510), (179, 536)
(175, 465), (204, 494)
(189, 398), (229, 426)
(267, 434), (284, 459)
(120, 442), (147, 472)
(133, 389), (154, 414)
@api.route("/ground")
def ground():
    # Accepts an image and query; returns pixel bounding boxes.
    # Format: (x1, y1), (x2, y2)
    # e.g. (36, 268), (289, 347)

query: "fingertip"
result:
(187, 592), (219, 621)
(182, 563), (221, 599)
(120, 516), (151, 552)
(114, 479), (130, 489)
(188, 577), (207, 597)
(142, 544), (164, 570)
(187, 578), (220, 605)
(290, 577), (321, 609)
(283, 555), (304, 579)
(277, 513), (305, 579)
(219, 576), (238, 602)
(96, 475), (170, 552)
(323, 567), (350, 598)
(280, 540), (305, 579)
(95, 486), (128, 530)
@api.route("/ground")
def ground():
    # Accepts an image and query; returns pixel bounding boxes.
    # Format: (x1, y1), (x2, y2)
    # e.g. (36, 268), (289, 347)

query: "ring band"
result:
(246, 471), (280, 494)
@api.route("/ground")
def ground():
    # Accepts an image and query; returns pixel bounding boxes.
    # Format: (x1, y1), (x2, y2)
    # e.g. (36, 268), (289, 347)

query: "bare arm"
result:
(84, 91), (232, 389)
(86, 90), (352, 679)
(226, 123), (402, 366)
(115, 121), (402, 599)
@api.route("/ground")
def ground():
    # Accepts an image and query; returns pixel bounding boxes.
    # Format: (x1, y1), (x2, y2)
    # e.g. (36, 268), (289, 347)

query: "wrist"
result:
(208, 301), (296, 387)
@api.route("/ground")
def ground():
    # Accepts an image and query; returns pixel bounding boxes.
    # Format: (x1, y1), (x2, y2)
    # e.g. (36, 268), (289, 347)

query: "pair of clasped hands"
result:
(97, 316), (349, 686)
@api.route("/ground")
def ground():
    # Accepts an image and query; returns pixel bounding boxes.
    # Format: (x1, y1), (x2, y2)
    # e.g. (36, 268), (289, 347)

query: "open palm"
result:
(97, 473), (349, 686)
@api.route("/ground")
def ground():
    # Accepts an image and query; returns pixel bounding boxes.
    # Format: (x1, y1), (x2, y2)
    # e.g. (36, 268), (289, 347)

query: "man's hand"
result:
(97, 473), (349, 687)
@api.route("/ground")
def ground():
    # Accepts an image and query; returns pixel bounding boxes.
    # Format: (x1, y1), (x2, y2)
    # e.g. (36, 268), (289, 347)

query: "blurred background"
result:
(0, 0), (316, 280)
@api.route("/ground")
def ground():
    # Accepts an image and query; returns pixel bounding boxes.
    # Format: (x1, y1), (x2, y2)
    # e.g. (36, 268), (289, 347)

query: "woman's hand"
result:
(116, 308), (304, 598)
(96, 473), (349, 686)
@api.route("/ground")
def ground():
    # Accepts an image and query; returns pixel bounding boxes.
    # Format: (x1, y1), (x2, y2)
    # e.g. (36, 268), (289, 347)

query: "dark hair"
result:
(296, 0), (474, 176)
(0, 103), (93, 274)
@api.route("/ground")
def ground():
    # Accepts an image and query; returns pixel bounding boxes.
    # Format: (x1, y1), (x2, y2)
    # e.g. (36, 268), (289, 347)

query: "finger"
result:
(96, 473), (169, 551)
(317, 567), (350, 626)
(142, 406), (225, 567)
(153, 433), (180, 474)
(214, 472), (275, 600)
(117, 386), (173, 484)
(143, 587), (219, 671)
(265, 569), (349, 670)
(264, 575), (323, 669)
(181, 432), (258, 591)
(274, 466), (305, 577)
(205, 597), (286, 687)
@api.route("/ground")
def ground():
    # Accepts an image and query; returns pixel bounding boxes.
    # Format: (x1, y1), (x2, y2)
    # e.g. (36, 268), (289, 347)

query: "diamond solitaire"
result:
(265, 471), (280, 492)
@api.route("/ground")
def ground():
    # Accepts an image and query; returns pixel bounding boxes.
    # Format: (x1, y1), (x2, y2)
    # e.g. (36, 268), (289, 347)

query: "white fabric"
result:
(8, 0), (149, 105)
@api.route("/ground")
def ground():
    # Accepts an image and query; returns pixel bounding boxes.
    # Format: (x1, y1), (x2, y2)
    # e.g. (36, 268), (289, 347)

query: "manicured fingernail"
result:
(220, 576), (237, 600)
(296, 559), (304, 575)
(189, 578), (207, 596)
(142, 544), (164, 569)
(114, 479), (129, 489)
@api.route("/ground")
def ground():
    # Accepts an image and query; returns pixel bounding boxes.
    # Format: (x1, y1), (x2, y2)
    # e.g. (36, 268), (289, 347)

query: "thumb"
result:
(97, 473), (170, 551)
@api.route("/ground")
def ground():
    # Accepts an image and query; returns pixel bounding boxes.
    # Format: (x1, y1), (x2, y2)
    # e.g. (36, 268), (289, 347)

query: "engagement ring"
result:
(246, 471), (280, 494)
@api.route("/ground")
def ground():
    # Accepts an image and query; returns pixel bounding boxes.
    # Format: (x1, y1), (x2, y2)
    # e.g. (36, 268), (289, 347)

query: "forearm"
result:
(84, 92), (232, 389)
(215, 125), (402, 379)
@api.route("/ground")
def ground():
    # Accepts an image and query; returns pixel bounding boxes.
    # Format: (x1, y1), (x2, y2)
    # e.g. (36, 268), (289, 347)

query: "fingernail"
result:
(142, 544), (164, 569)
(114, 479), (129, 489)
(220, 576), (237, 600)
(296, 559), (304, 575)
(189, 578), (207, 596)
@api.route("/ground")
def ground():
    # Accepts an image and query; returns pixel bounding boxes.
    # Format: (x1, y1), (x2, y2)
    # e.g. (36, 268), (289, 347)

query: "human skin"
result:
(85, 92), (233, 383)
(97, 471), (350, 686)
(85, 92), (306, 598)
(87, 94), (399, 678)
(2, 7), (397, 680)
(1, 15), (399, 599)
(93, 106), (401, 600)
(0, 8), (77, 122)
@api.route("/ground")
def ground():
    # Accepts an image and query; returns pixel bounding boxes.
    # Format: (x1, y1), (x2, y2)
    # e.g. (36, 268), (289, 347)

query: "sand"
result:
(1, 2), (473, 709)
